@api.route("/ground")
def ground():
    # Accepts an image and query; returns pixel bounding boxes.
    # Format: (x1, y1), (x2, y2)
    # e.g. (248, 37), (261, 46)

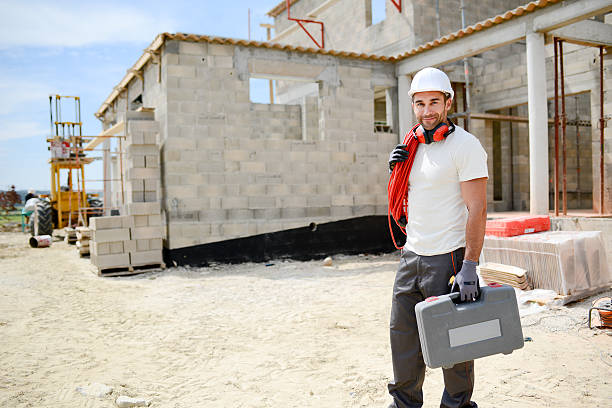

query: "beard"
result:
(417, 111), (446, 130)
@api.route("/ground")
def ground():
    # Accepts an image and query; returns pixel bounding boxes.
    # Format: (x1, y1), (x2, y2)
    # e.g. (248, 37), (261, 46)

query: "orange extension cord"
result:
(387, 126), (419, 249)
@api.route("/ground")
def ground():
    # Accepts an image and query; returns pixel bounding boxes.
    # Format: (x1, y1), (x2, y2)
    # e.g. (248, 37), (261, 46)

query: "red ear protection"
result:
(414, 121), (455, 144)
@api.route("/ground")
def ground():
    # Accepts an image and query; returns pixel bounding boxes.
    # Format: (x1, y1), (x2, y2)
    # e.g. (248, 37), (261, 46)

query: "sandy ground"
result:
(0, 231), (611, 408)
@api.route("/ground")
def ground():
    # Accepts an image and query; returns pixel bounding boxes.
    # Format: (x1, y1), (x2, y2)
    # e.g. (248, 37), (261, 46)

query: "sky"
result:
(0, 0), (283, 192)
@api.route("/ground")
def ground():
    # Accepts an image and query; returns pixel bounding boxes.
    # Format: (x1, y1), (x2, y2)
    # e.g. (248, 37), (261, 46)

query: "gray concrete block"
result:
(90, 216), (132, 230)
(127, 168), (160, 180)
(248, 196), (276, 209)
(92, 228), (131, 243)
(221, 196), (249, 209)
(90, 241), (109, 256)
(126, 145), (159, 156)
(133, 215), (148, 227)
(131, 226), (163, 240)
(109, 241), (124, 254)
(149, 238), (163, 250)
(130, 250), (163, 265)
(91, 253), (130, 269)
(144, 191), (157, 202)
(127, 202), (161, 215)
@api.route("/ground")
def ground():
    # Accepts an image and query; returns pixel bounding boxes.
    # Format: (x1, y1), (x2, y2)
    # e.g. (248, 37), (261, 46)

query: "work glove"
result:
(452, 260), (479, 302)
(388, 144), (409, 172)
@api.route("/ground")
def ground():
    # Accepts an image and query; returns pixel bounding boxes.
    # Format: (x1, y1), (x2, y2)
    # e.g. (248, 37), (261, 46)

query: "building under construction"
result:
(90, 0), (612, 265)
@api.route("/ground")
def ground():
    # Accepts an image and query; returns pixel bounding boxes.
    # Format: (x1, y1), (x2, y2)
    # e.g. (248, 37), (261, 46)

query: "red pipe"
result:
(286, 0), (324, 48)
(462, 82), (468, 132)
(560, 40), (567, 215)
(391, 0), (402, 12)
(553, 38), (559, 216)
(600, 46), (605, 214)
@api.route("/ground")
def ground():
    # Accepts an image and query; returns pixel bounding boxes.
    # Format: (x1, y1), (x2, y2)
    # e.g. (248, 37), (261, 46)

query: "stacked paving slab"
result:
(89, 119), (164, 275)
(75, 226), (91, 257)
(64, 227), (77, 244)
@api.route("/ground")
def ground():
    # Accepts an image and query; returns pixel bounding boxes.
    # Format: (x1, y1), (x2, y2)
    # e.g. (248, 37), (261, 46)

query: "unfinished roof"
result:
(395, 0), (563, 60)
(97, 0), (566, 118)
(95, 32), (395, 118)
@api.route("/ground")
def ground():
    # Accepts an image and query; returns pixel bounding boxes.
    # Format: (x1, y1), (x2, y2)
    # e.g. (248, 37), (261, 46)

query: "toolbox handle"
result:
(448, 289), (482, 305)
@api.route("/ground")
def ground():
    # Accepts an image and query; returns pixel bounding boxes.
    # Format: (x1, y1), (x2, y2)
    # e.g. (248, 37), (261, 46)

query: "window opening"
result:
(372, 0), (386, 25)
(249, 78), (276, 104)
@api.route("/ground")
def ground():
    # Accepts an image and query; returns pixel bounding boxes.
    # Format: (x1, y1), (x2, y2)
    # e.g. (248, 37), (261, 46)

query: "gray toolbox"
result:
(415, 283), (524, 369)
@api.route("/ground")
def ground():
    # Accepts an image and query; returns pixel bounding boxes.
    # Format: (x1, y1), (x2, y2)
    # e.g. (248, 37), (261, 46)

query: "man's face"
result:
(412, 91), (453, 130)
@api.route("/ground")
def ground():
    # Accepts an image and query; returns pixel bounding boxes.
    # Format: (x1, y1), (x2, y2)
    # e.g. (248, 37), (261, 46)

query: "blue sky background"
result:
(0, 0), (284, 192)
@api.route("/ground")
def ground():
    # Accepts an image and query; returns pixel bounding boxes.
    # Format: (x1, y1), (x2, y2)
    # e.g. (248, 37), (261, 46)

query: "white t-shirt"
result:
(403, 125), (488, 256)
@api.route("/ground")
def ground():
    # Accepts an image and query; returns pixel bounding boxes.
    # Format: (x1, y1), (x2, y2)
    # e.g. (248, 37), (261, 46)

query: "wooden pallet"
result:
(97, 262), (166, 277)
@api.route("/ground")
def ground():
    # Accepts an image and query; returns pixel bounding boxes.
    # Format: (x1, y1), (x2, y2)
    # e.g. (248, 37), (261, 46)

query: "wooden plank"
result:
(84, 121), (125, 151)
(97, 263), (165, 277)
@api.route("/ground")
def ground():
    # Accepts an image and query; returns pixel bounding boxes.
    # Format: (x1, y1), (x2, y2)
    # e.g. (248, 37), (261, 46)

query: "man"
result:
(25, 189), (37, 202)
(387, 67), (488, 408)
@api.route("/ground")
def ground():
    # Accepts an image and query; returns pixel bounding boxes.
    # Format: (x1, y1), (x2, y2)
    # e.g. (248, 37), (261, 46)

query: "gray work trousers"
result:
(388, 247), (476, 408)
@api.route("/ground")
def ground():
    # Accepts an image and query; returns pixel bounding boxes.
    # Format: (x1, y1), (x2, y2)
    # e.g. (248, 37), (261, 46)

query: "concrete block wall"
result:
(158, 39), (396, 249)
(410, 0), (525, 46)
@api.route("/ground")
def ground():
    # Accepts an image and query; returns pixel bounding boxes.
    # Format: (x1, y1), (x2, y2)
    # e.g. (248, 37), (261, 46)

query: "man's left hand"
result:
(453, 260), (479, 302)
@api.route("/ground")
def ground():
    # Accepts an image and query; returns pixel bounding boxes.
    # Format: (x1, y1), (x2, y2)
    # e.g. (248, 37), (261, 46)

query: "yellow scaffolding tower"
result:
(47, 95), (92, 229)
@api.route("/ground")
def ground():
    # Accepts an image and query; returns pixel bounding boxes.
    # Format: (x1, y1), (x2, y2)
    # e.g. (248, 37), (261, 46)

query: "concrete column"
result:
(301, 96), (308, 142)
(103, 138), (112, 216)
(398, 74), (415, 143)
(385, 87), (399, 136)
(526, 31), (549, 215)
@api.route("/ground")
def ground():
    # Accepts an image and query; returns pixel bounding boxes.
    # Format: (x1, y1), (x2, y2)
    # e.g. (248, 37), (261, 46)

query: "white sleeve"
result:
(454, 134), (489, 182)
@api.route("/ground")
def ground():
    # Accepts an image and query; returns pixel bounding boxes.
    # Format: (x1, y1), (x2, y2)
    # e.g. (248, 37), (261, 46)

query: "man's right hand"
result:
(389, 144), (409, 171)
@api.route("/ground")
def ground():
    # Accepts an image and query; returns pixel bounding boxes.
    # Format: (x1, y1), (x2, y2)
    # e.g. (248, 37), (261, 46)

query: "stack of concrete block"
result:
(122, 119), (164, 269)
(90, 216), (133, 272)
(75, 226), (91, 257)
(64, 227), (77, 244)
(130, 212), (164, 266)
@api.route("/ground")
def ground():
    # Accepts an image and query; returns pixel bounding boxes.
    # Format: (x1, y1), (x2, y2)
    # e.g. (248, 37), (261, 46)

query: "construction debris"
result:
(29, 235), (52, 248)
(75, 383), (113, 398)
(115, 396), (150, 408)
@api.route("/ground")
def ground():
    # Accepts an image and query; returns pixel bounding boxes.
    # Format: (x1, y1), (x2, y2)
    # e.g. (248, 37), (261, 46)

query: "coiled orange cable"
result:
(388, 125), (420, 249)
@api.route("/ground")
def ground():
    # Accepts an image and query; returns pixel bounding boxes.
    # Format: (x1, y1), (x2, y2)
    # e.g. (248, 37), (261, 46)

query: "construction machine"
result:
(29, 95), (101, 236)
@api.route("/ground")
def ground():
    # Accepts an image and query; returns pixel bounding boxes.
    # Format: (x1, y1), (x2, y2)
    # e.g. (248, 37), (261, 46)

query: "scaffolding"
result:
(47, 95), (122, 229)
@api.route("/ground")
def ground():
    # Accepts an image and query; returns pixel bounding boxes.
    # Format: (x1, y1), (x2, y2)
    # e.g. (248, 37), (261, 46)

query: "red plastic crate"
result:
(485, 215), (550, 237)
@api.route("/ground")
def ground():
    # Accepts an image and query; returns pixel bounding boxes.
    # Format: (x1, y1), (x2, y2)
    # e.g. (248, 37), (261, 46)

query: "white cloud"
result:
(0, 79), (55, 115)
(0, 121), (49, 142)
(0, 1), (176, 48)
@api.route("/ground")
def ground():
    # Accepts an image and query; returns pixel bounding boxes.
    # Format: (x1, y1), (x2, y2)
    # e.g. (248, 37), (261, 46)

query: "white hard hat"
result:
(409, 67), (454, 100)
